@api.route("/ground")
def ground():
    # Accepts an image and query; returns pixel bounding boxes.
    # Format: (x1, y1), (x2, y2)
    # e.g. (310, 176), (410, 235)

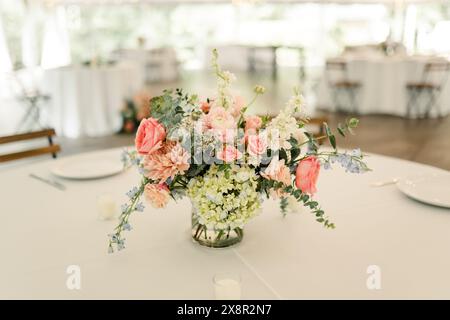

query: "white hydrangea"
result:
(187, 164), (261, 231)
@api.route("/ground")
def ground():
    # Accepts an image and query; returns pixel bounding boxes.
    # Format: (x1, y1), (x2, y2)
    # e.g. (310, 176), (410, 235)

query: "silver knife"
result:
(29, 174), (66, 191)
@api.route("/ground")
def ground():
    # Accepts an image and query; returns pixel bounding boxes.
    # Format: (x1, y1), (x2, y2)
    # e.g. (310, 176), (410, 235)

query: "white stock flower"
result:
(266, 110), (299, 150)
(284, 88), (308, 120)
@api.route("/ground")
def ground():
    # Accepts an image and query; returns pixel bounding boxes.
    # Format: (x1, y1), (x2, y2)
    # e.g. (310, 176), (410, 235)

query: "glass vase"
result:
(191, 210), (243, 248)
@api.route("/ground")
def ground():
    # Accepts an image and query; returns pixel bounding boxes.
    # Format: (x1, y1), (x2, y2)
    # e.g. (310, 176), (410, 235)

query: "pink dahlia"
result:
(145, 183), (170, 208)
(143, 141), (190, 183)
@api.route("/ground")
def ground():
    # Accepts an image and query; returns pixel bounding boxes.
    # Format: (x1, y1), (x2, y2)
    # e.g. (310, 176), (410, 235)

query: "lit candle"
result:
(97, 194), (118, 220)
(213, 273), (242, 300)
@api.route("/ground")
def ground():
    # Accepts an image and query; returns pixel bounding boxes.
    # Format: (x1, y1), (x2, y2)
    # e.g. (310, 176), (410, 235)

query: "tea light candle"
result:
(213, 273), (242, 300)
(97, 194), (118, 220)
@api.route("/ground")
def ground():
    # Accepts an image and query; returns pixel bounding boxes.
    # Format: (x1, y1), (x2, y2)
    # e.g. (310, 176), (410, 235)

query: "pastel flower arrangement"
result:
(108, 50), (369, 252)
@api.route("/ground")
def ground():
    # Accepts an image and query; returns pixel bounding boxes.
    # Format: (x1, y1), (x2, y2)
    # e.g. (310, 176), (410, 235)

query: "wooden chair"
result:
(325, 60), (361, 113)
(304, 116), (327, 140)
(0, 129), (61, 163)
(406, 60), (450, 118)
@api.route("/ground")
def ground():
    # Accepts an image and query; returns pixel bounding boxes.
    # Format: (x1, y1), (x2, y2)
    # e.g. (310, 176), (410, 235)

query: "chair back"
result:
(325, 59), (350, 86)
(422, 60), (450, 89)
(0, 129), (60, 163)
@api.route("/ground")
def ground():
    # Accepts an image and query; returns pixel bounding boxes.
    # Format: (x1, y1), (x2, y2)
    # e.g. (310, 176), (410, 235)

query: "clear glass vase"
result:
(191, 210), (243, 248)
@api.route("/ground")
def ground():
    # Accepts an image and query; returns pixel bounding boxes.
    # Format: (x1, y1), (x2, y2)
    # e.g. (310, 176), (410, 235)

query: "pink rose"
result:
(135, 118), (166, 155)
(217, 145), (242, 163)
(247, 134), (267, 156)
(230, 96), (245, 118)
(204, 107), (236, 131)
(245, 115), (262, 133)
(145, 183), (170, 208)
(295, 156), (320, 195)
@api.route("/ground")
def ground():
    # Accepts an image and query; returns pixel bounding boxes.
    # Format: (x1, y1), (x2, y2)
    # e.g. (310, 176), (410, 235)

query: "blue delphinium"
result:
(135, 202), (145, 212)
(126, 186), (139, 199)
(122, 223), (132, 231)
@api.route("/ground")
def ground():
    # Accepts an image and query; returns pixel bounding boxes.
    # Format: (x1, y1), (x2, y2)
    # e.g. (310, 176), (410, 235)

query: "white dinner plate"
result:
(397, 173), (450, 208)
(51, 149), (124, 180)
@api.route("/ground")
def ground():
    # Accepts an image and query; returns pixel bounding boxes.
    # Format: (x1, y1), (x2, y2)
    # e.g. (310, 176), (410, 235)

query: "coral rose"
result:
(135, 118), (166, 155)
(295, 156), (320, 195)
(201, 101), (211, 113)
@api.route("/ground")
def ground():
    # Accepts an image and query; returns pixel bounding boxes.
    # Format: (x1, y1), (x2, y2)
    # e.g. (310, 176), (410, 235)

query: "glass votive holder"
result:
(96, 194), (118, 220)
(213, 273), (242, 300)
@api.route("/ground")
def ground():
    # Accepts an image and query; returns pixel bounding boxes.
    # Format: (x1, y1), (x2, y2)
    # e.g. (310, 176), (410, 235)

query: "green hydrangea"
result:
(187, 164), (261, 230)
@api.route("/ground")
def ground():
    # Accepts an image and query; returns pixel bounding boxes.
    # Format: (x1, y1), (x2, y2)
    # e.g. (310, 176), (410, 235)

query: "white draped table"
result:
(1, 148), (450, 299)
(42, 65), (141, 138)
(316, 56), (450, 118)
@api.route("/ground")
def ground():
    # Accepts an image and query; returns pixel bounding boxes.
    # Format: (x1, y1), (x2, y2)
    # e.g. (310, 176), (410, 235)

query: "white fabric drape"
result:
(0, 15), (13, 99)
(0, 15), (12, 73)
(41, 7), (71, 69)
(21, 6), (40, 68)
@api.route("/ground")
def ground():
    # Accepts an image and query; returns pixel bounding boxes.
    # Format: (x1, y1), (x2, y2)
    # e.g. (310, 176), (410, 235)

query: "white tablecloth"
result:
(316, 56), (450, 118)
(42, 66), (141, 138)
(114, 48), (179, 83)
(1, 148), (450, 299)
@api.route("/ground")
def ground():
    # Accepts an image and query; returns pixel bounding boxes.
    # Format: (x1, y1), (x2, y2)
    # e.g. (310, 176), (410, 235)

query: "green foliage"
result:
(323, 122), (337, 150)
(260, 114), (272, 127)
(185, 164), (208, 178)
(336, 118), (360, 137)
(280, 197), (289, 217)
(303, 132), (318, 154)
(149, 89), (197, 131)
(348, 118), (359, 128)
(280, 184), (335, 229)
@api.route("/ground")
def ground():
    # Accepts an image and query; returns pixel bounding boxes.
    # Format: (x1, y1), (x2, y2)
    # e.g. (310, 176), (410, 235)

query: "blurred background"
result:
(1, 0), (449, 169)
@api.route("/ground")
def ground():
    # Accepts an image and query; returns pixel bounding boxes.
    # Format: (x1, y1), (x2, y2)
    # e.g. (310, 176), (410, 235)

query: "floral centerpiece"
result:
(108, 50), (369, 252)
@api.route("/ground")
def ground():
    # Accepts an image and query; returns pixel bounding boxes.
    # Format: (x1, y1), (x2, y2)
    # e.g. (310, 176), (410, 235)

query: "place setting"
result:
(372, 173), (450, 209)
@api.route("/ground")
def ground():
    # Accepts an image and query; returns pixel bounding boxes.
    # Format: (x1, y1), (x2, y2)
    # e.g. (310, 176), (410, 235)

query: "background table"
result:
(316, 56), (450, 118)
(113, 48), (179, 83)
(1, 148), (450, 299)
(42, 65), (141, 138)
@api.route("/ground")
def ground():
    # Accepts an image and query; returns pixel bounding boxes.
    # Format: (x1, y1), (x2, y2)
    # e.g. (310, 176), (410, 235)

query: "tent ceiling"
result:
(32, 0), (446, 5)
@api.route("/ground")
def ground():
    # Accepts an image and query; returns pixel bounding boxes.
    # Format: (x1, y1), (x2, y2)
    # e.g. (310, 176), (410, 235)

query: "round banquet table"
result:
(1, 148), (450, 299)
(42, 65), (141, 138)
(316, 56), (450, 118)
